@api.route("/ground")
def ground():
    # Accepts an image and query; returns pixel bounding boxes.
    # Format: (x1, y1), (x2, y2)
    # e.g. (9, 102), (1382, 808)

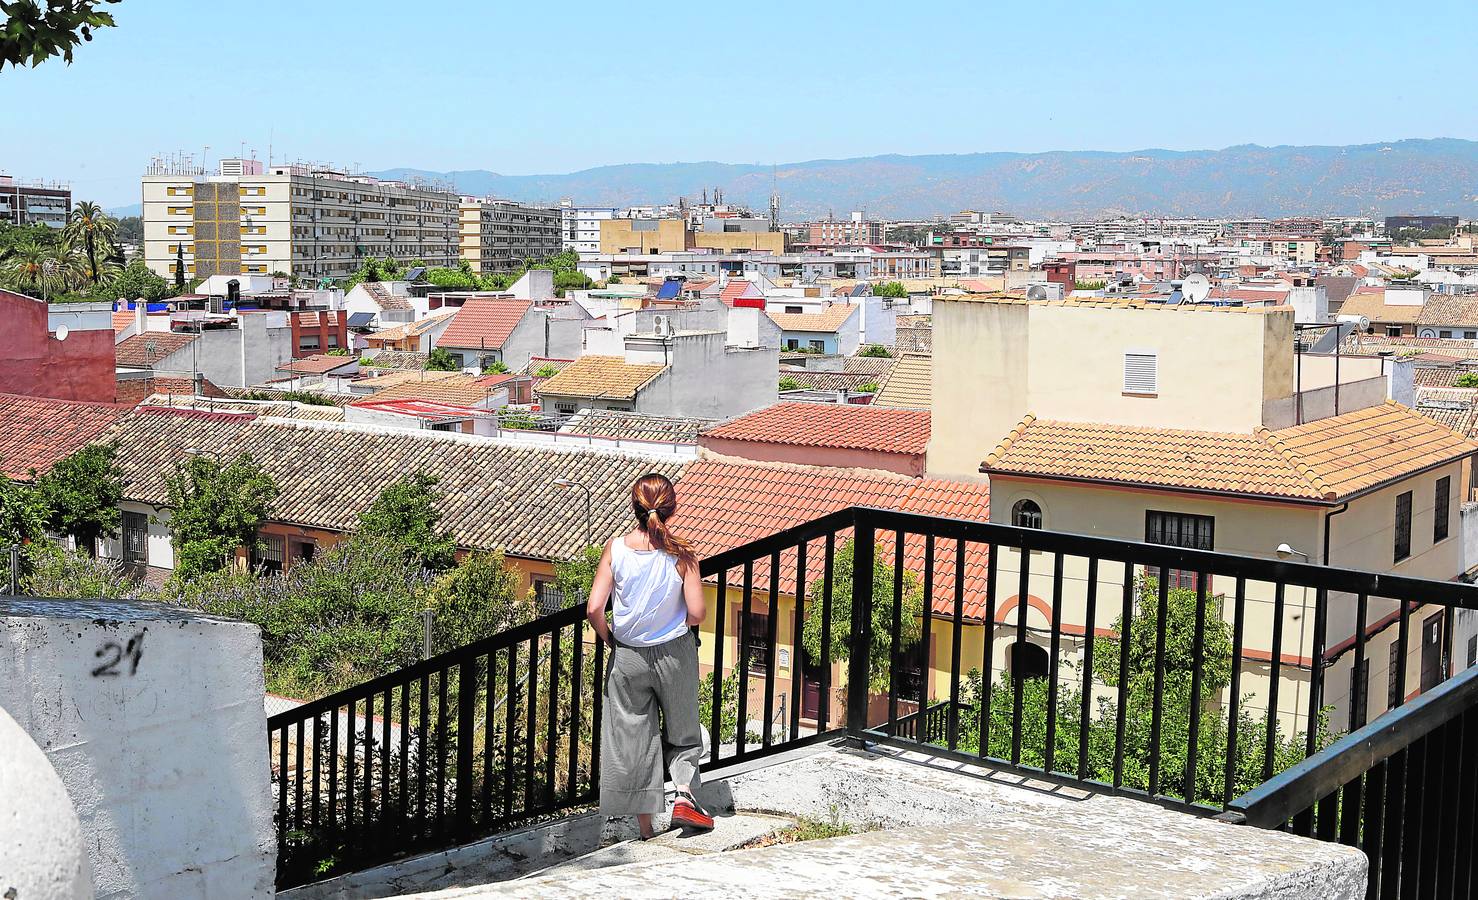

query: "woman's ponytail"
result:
(631, 473), (695, 567)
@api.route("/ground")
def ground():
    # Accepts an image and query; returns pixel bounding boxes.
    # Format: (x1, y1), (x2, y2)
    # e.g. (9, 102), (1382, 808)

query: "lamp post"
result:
(553, 477), (593, 549)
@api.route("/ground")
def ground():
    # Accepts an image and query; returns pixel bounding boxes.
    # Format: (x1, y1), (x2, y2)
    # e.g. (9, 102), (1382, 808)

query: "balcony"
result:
(266, 507), (1477, 896)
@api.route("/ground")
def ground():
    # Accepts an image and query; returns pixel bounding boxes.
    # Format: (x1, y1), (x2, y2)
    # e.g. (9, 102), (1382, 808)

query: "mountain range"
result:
(371, 139), (1478, 221)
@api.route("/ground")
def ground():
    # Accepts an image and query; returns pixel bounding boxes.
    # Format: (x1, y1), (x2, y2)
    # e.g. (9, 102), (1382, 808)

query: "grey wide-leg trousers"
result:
(599, 632), (704, 817)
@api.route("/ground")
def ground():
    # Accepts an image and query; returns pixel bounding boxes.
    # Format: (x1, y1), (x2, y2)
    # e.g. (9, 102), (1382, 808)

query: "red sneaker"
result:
(670, 790), (714, 831)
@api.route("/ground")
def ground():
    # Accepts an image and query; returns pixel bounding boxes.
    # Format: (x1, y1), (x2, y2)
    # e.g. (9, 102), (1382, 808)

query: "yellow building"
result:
(599, 218), (691, 255)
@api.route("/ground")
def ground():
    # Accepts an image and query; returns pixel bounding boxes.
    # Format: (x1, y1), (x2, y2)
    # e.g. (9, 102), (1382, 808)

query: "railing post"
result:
(846, 514), (875, 738)
(455, 659), (476, 839)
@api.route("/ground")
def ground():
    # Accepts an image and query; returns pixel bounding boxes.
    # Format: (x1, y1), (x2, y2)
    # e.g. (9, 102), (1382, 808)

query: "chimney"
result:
(134, 296), (146, 334)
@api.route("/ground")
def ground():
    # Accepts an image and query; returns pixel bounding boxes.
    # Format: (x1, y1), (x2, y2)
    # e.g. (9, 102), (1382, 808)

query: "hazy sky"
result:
(6, 0), (1478, 207)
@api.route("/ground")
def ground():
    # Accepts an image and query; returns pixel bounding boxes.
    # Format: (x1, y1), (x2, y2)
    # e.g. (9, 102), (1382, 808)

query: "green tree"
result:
(164, 452), (279, 581)
(778, 375), (802, 391)
(0, 0), (119, 70)
(33, 441), (124, 556)
(21, 543), (136, 599)
(554, 544), (602, 608)
(801, 539), (923, 693)
(105, 259), (171, 303)
(425, 347), (459, 371)
(482, 360), (511, 375)
(357, 472), (458, 572)
(534, 363), (560, 378)
(698, 670), (742, 743)
(426, 549), (534, 654)
(3, 237), (62, 296)
(0, 478), (46, 548)
(873, 281), (908, 298)
(115, 215), (143, 244)
(857, 343), (892, 358)
(1456, 373), (1478, 388)
(63, 200), (117, 286)
(858, 381), (880, 393)
(174, 242), (185, 290)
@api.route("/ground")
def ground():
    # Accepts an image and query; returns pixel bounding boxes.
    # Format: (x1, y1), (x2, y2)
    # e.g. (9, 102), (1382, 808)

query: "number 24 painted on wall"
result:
(92, 631), (144, 678)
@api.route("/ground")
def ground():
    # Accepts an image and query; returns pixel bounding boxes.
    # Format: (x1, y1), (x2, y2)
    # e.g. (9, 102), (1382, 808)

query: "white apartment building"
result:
(559, 201), (617, 256)
(459, 197), (562, 273)
(142, 159), (460, 283)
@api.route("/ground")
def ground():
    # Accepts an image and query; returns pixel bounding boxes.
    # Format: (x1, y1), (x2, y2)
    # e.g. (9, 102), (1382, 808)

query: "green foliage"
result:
(873, 281), (908, 299)
(357, 472), (458, 572)
(534, 364), (559, 378)
(1075, 279), (1107, 290)
(358, 356), (385, 367)
(64, 200), (117, 286)
(858, 343), (893, 358)
(858, 380), (880, 393)
(425, 347), (459, 371)
(698, 670), (742, 743)
(496, 408), (539, 431)
(778, 375), (803, 391)
(105, 260), (171, 302)
(0, 0), (119, 70)
(482, 360), (511, 375)
(554, 544), (602, 609)
(801, 540), (923, 693)
(0, 478), (46, 548)
(324, 347), (349, 357)
(1092, 578), (1233, 694)
(605, 276), (622, 285)
(1455, 373), (1478, 388)
(164, 452), (278, 582)
(426, 549), (534, 654)
(34, 441), (123, 554)
(237, 389), (339, 406)
(113, 215), (141, 244)
(22, 543), (136, 599)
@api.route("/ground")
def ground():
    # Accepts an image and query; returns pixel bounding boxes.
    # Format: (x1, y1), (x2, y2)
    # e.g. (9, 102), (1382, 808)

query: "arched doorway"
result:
(1008, 639), (1049, 682)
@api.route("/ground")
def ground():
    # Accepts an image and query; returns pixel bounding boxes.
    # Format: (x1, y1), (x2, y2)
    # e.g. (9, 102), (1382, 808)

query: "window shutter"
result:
(1123, 351), (1158, 394)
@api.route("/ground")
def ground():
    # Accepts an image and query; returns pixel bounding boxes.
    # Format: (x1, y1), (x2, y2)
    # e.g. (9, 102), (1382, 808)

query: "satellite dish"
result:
(1182, 273), (1211, 304)
(53, 324), (69, 342)
(1027, 284), (1049, 301)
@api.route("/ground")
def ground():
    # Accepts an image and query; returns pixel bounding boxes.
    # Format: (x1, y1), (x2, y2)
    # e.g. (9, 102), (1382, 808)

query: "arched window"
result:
(1012, 498), (1043, 530)
(1008, 639), (1050, 682)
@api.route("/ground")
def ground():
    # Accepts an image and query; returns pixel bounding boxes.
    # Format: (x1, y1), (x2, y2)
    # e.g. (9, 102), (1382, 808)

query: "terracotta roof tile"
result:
(436, 298), (532, 350)
(350, 374), (504, 408)
(983, 403), (1478, 502)
(365, 310), (456, 344)
(777, 367), (879, 393)
(0, 393), (127, 479)
(1338, 292), (1425, 325)
(872, 353), (931, 409)
(537, 356), (667, 401)
(115, 332), (198, 367)
(1417, 295), (1478, 328)
(704, 403), (930, 456)
(767, 305), (858, 333)
(278, 354), (359, 375)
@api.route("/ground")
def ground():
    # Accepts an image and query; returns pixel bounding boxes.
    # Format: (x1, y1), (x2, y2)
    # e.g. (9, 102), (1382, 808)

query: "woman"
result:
(586, 472), (714, 839)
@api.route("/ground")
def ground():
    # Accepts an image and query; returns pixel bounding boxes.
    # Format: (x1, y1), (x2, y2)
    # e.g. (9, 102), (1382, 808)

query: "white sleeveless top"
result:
(609, 536), (689, 647)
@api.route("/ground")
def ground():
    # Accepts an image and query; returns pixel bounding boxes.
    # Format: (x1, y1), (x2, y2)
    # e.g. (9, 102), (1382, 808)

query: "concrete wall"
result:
(632, 333), (778, 419)
(500, 309), (584, 371)
(0, 290), (117, 403)
(0, 598), (275, 898)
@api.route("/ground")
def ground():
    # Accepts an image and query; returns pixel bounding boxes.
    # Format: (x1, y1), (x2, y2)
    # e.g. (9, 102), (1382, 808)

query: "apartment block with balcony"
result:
(558, 201), (616, 256)
(0, 174), (70, 228)
(142, 160), (459, 282)
(458, 197), (562, 273)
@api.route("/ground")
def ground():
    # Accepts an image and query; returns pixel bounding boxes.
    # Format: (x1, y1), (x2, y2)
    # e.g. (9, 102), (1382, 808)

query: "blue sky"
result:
(5, 0), (1478, 208)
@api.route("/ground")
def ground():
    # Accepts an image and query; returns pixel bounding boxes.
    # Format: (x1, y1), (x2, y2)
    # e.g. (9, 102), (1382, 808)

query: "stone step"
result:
(516, 812), (794, 881)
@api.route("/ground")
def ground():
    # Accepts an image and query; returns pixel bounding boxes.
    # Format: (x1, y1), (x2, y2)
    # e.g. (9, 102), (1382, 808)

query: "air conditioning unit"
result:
(653, 314), (671, 337)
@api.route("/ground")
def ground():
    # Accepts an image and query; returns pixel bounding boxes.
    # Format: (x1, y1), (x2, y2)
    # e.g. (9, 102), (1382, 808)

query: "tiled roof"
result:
(842, 356), (895, 376)
(112, 310), (133, 333)
(778, 367), (879, 393)
(767, 305), (858, 333)
(1315, 276), (1360, 308)
(703, 403), (930, 456)
(872, 353), (931, 409)
(362, 282), (411, 311)
(1415, 367), (1478, 388)
(983, 403), (1478, 502)
(1337, 292), (1424, 325)
(436, 298), (532, 350)
(671, 459), (991, 620)
(1417, 295), (1478, 328)
(562, 409), (713, 444)
(115, 332), (198, 367)
(278, 354), (359, 375)
(537, 355), (667, 400)
(365, 310), (456, 344)
(361, 350), (428, 370)
(350, 374), (504, 408)
(115, 376), (228, 406)
(1419, 405), (1478, 438)
(103, 408), (685, 562)
(351, 369), (461, 393)
(0, 393), (127, 479)
(140, 395), (347, 421)
(1347, 335), (1478, 360)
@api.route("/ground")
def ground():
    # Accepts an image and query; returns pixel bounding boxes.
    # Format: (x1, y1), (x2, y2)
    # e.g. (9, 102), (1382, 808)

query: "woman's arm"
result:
(586, 540), (615, 645)
(680, 557), (706, 626)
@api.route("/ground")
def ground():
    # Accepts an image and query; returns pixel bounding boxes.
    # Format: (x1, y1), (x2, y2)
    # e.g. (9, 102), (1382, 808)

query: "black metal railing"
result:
(1223, 664), (1478, 899)
(269, 504), (1478, 889)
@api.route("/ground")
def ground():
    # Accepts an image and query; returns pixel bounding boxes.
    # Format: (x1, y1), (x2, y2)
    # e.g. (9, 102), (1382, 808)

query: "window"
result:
(1394, 490), (1412, 562)
(533, 579), (565, 616)
(1441, 330), (1454, 339)
(1350, 658), (1369, 730)
(899, 638), (927, 702)
(1388, 641), (1403, 708)
(1123, 350), (1158, 394)
(809, 340), (825, 352)
(1466, 332), (1477, 340)
(1145, 510), (1214, 591)
(251, 534), (285, 574)
(743, 611), (770, 671)
(1435, 476), (1451, 543)
(122, 511), (148, 564)
(298, 335), (321, 352)
(1011, 499), (1043, 529)
(1385, 325), (1403, 337)
(784, 305), (803, 314)
(785, 339), (800, 350)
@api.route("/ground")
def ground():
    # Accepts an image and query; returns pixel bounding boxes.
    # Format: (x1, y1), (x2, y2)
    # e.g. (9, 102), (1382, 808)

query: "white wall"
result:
(0, 598), (275, 899)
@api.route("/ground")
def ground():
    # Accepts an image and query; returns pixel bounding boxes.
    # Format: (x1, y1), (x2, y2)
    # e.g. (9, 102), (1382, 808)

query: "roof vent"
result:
(1123, 350), (1158, 395)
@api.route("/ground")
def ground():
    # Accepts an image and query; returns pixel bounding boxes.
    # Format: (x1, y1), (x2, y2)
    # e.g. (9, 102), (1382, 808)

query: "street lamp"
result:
(1275, 543), (1311, 562)
(553, 477), (593, 549)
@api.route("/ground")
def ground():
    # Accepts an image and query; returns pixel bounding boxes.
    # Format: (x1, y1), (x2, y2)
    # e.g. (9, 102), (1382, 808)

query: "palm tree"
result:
(64, 201), (118, 287)
(4, 238), (64, 298)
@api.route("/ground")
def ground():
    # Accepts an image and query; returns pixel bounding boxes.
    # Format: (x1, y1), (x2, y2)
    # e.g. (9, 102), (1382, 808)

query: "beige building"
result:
(142, 160), (459, 282)
(458, 197), (562, 273)
(927, 297), (1478, 736)
(599, 217), (786, 255)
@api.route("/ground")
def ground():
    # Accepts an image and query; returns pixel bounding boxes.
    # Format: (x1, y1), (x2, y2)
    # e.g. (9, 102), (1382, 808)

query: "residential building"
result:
(362, 309), (458, 353)
(0, 393), (127, 481)
(434, 297), (584, 372)
(927, 296), (1477, 732)
(560, 202), (617, 256)
(459, 197), (562, 273)
(0, 292), (117, 403)
(1340, 287), (1427, 337)
(1416, 295), (1478, 341)
(113, 311), (296, 388)
(342, 281), (415, 328)
(599, 218), (691, 255)
(1238, 236), (1318, 265)
(700, 403), (930, 476)
(767, 305), (861, 356)
(806, 213), (886, 247)
(0, 174), (69, 228)
(142, 159), (459, 281)
(692, 216), (786, 254)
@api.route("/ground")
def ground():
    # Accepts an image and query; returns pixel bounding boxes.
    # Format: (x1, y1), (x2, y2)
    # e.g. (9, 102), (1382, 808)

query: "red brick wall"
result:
(0, 290), (117, 403)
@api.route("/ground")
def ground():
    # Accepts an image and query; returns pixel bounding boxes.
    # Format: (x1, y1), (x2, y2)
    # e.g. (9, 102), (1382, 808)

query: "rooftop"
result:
(364, 310), (456, 344)
(703, 403), (930, 456)
(436, 298), (533, 350)
(871, 353), (932, 409)
(1338, 291), (1424, 325)
(277, 354), (359, 375)
(350, 373), (507, 408)
(983, 402), (1478, 503)
(115, 331), (198, 368)
(537, 355), (667, 400)
(0, 393), (127, 479)
(1417, 295), (1478, 328)
(766, 305), (858, 333)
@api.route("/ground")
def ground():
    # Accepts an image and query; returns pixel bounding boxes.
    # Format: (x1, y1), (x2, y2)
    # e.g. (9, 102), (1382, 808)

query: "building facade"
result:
(0, 175), (69, 228)
(142, 159), (459, 282)
(559, 202), (616, 256)
(806, 215), (886, 247)
(459, 198), (562, 273)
